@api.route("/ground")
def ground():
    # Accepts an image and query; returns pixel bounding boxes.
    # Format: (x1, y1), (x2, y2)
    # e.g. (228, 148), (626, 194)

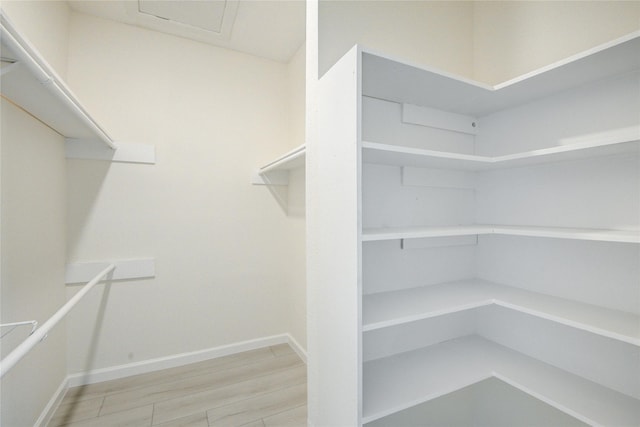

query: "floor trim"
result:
(35, 375), (68, 427)
(66, 333), (304, 388)
(287, 333), (308, 364)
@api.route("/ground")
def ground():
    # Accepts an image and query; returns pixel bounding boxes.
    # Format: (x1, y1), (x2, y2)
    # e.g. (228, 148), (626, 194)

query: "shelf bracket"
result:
(251, 170), (289, 186)
(0, 59), (19, 76)
(66, 139), (156, 164)
(65, 258), (155, 284)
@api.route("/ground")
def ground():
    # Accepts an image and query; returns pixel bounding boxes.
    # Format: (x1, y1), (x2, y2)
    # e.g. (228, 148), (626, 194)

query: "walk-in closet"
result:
(1, 1), (639, 426)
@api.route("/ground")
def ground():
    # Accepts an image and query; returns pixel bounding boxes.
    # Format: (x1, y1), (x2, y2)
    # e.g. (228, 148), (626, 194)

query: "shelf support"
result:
(65, 140), (155, 164)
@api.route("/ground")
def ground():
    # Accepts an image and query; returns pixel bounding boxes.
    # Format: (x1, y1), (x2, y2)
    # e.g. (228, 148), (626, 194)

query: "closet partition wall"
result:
(311, 34), (640, 426)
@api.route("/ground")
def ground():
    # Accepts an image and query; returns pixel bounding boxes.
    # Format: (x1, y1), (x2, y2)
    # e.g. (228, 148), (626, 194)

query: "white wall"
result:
(64, 12), (299, 374)
(1, 2), (71, 424)
(473, 1), (640, 84)
(318, 0), (640, 85)
(285, 44), (307, 351)
(319, 0), (474, 78)
(0, 101), (68, 426)
(1, 0), (70, 79)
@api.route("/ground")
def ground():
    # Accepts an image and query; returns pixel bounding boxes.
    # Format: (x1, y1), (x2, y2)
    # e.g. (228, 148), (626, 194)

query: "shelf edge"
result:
(0, 8), (116, 149)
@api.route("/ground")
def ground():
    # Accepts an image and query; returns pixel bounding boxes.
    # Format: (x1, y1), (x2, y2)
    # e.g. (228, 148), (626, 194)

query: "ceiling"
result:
(67, 0), (306, 63)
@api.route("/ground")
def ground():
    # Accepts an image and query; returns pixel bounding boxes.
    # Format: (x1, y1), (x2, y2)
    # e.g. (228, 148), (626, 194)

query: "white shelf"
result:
(362, 136), (640, 171)
(252, 145), (305, 185)
(361, 224), (640, 244)
(363, 336), (640, 425)
(363, 279), (640, 346)
(259, 144), (306, 174)
(362, 31), (640, 117)
(0, 10), (115, 148)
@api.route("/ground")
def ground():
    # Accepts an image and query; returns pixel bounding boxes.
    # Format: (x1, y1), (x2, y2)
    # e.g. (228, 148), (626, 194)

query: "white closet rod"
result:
(0, 264), (116, 379)
(0, 10), (116, 149)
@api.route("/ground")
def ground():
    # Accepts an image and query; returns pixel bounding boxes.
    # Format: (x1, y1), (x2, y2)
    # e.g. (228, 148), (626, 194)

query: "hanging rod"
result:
(0, 264), (116, 379)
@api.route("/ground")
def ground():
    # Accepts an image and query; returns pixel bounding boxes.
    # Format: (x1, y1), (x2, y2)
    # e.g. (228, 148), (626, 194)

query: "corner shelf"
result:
(362, 135), (640, 171)
(363, 279), (640, 346)
(363, 336), (640, 426)
(362, 224), (640, 244)
(313, 30), (640, 426)
(362, 31), (640, 117)
(0, 10), (115, 148)
(252, 144), (305, 186)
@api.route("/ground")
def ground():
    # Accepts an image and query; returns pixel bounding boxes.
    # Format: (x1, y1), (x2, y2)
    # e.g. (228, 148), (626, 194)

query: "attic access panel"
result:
(137, 0), (236, 35)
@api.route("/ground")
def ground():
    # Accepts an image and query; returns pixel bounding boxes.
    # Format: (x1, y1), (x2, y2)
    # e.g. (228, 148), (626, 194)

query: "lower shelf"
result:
(362, 336), (640, 425)
(362, 279), (639, 346)
(365, 376), (589, 427)
(361, 224), (640, 243)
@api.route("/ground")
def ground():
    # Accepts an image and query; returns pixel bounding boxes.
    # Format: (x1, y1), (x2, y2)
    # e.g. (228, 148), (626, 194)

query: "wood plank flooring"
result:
(48, 344), (307, 427)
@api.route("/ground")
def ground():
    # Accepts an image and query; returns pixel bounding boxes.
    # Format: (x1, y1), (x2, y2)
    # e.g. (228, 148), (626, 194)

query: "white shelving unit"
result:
(311, 31), (640, 426)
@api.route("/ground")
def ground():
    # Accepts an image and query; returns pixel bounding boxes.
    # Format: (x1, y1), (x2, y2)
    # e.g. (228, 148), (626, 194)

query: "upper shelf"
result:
(362, 31), (640, 117)
(252, 145), (305, 185)
(0, 10), (115, 148)
(362, 133), (640, 171)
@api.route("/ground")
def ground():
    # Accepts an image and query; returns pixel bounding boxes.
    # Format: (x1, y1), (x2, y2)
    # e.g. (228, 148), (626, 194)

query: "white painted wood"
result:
(362, 279), (639, 345)
(65, 140), (156, 164)
(474, 72), (639, 157)
(0, 10), (115, 148)
(475, 156), (639, 231)
(402, 103), (478, 135)
(252, 145), (305, 186)
(319, 31), (640, 427)
(401, 235), (477, 250)
(259, 145), (306, 174)
(364, 225), (489, 241)
(365, 377), (588, 427)
(401, 167), (476, 189)
(363, 240), (476, 296)
(363, 141), (491, 170)
(477, 306), (640, 401)
(250, 170), (289, 186)
(361, 32), (640, 116)
(362, 164), (475, 230)
(363, 137), (639, 170)
(309, 45), (362, 426)
(362, 336), (640, 426)
(476, 235), (639, 315)
(34, 375), (69, 427)
(285, 333), (308, 365)
(65, 333), (291, 387)
(65, 258), (155, 284)
(362, 97), (475, 154)
(362, 224), (640, 243)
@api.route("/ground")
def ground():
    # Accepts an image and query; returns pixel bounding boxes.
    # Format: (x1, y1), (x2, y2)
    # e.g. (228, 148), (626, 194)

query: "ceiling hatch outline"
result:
(123, 0), (239, 42)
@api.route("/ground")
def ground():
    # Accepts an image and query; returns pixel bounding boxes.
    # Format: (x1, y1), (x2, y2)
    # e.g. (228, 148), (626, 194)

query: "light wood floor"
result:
(48, 344), (307, 427)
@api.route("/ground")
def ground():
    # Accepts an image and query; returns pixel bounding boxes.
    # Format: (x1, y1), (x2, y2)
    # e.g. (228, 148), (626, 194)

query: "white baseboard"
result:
(35, 376), (68, 427)
(67, 333), (305, 388)
(38, 332), (306, 423)
(286, 333), (308, 364)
